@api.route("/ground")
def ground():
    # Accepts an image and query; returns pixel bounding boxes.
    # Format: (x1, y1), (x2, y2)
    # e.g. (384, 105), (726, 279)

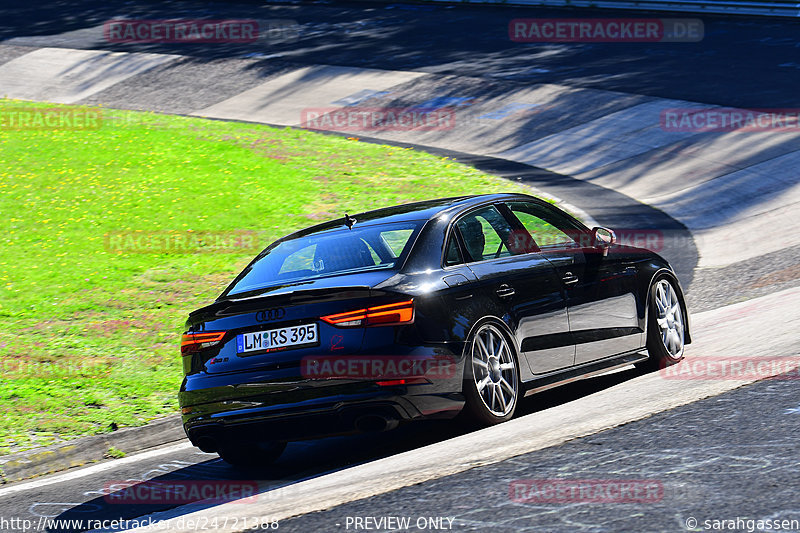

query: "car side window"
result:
(444, 233), (464, 266)
(455, 205), (519, 262)
(507, 201), (584, 249)
(380, 229), (414, 258)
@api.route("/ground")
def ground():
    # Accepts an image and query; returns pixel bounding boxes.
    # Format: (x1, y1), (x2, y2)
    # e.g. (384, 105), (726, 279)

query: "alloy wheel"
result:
(470, 324), (518, 417)
(654, 279), (685, 358)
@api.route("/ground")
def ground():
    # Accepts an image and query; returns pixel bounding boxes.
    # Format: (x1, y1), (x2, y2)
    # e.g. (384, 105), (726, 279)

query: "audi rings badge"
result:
(255, 308), (286, 322)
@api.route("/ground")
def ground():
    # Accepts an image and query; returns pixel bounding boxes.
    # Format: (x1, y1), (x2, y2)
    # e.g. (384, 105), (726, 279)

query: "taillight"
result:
(321, 300), (414, 328)
(180, 331), (226, 355)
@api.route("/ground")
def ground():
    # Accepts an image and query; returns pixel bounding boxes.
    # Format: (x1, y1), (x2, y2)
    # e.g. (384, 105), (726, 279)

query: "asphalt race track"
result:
(0, 2), (799, 532)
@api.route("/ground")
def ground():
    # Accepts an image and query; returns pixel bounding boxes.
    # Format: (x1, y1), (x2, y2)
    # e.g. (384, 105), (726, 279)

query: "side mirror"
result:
(591, 227), (616, 256)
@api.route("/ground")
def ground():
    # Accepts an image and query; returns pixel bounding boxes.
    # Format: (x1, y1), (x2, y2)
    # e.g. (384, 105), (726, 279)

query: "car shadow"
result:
(48, 364), (646, 532)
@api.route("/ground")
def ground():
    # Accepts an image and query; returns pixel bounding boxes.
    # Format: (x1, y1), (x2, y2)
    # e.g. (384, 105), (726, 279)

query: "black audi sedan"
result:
(179, 193), (690, 466)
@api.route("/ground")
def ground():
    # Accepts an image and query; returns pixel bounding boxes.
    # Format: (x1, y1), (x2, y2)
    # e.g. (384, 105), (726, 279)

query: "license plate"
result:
(236, 323), (318, 355)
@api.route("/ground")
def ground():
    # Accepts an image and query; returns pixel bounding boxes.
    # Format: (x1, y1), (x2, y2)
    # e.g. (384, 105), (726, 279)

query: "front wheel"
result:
(461, 322), (520, 426)
(638, 277), (686, 371)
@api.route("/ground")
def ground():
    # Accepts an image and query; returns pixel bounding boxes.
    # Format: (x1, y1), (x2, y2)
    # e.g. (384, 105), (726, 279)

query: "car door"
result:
(505, 200), (641, 366)
(435, 233), (480, 343)
(452, 204), (573, 377)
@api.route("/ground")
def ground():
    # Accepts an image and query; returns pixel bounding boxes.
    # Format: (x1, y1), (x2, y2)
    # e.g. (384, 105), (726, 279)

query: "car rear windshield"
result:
(226, 221), (424, 296)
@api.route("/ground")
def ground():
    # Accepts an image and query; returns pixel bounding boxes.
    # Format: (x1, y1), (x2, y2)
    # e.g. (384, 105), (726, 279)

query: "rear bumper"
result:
(185, 397), (428, 451)
(180, 347), (465, 448)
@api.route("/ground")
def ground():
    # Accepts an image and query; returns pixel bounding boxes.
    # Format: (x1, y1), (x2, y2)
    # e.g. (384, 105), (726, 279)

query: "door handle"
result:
(562, 272), (579, 285)
(496, 284), (515, 298)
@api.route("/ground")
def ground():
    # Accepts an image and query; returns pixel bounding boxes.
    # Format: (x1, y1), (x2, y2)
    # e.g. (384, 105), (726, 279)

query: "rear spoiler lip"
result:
(187, 285), (376, 320)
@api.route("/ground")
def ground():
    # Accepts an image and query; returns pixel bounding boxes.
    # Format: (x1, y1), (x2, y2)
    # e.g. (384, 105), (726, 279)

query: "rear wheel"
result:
(217, 440), (286, 469)
(638, 277), (686, 371)
(461, 322), (520, 425)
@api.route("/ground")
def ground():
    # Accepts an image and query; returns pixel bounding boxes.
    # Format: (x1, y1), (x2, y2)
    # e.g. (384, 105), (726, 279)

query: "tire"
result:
(217, 440), (286, 469)
(461, 321), (520, 426)
(637, 277), (687, 371)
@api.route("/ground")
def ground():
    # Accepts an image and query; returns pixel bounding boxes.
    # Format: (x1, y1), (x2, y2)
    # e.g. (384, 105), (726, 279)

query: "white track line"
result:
(0, 443), (193, 497)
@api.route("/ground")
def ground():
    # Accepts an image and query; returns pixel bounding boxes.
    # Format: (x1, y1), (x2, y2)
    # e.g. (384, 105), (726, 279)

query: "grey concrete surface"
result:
(0, 47), (178, 103)
(0, 416), (183, 484)
(273, 371), (800, 533)
(0, 3), (797, 531)
(97, 286), (800, 533)
(195, 65), (425, 125)
(81, 56), (298, 115)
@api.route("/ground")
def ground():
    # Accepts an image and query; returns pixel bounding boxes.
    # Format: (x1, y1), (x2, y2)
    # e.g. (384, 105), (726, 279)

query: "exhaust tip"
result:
(195, 436), (219, 453)
(354, 415), (399, 432)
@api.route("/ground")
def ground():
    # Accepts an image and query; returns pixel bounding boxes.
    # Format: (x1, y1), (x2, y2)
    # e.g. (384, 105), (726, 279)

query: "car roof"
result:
(285, 193), (537, 239)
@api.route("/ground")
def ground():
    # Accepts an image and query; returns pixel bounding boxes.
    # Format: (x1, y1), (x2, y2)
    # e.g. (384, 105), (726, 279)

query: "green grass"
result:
(0, 99), (537, 454)
(104, 446), (126, 459)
